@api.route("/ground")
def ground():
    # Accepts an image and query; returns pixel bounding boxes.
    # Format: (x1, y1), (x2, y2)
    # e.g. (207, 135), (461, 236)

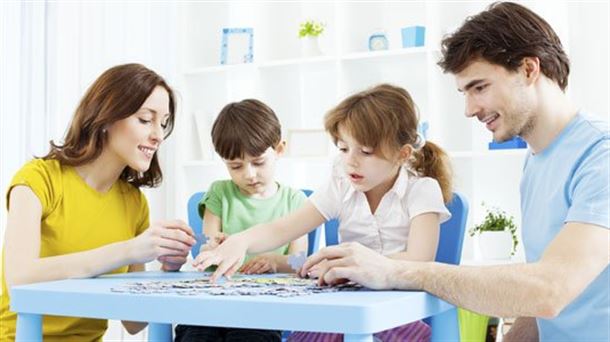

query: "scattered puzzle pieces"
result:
(110, 274), (362, 297)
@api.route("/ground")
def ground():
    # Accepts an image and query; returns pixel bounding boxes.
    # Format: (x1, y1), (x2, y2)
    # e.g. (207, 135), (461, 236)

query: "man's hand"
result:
(300, 242), (401, 289)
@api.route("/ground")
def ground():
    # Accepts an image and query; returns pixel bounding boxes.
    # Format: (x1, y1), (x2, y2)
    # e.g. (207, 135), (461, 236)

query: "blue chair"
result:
(187, 190), (322, 258)
(323, 192), (469, 264)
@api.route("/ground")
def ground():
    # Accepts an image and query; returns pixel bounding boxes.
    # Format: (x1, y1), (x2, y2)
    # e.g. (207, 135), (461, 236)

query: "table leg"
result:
(430, 307), (459, 341)
(148, 322), (172, 341)
(344, 333), (375, 342)
(16, 312), (42, 342)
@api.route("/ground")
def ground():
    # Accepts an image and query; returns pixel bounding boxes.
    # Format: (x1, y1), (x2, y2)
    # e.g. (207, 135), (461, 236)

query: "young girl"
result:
(1, 64), (196, 341)
(193, 83), (452, 341)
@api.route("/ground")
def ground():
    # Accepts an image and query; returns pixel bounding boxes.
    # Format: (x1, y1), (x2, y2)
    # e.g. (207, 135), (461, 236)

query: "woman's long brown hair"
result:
(44, 63), (176, 188)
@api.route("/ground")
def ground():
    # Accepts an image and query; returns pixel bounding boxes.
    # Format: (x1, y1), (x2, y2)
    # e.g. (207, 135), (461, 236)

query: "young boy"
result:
(174, 99), (307, 342)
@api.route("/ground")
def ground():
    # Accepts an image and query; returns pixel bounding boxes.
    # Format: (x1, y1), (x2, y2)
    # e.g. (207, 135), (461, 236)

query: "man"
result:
(301, 2), (609, 341)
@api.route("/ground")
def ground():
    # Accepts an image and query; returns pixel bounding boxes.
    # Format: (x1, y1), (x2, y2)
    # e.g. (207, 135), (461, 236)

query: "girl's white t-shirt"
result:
(309, 161), (451, 255)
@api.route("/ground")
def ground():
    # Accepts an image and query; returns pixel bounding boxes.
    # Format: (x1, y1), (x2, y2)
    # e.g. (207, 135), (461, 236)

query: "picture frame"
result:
(286, 129), (330, 157)
(220, 28), (254, 65)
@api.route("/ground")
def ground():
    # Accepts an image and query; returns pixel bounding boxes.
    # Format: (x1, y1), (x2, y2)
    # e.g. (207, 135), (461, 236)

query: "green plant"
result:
(469, 203), (518, 255)
(299, 20), (325, 38)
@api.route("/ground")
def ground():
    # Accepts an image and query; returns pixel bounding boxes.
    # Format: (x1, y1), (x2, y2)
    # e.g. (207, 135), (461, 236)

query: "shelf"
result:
(183, 63), (257, 76)
(449, 149), (529, 159)
(182, 47), (434, 76)
(340, 46), (430, 62)
(259, 56), (338, 69)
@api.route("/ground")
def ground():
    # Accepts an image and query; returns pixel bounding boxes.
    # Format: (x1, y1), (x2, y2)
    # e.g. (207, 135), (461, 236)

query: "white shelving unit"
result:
(173, 1), (530, 261)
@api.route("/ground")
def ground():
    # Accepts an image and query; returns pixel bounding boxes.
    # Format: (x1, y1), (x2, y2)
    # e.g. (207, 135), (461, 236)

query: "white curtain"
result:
(1, 0), (179, 232)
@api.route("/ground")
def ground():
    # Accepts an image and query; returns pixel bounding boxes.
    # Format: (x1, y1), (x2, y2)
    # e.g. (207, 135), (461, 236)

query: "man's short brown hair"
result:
(211, 99), (281, 160)
(438, 1), (570, 90)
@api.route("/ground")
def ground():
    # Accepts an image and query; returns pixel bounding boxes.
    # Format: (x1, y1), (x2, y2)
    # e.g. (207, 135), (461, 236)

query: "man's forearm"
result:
(393, 262), (559, 318)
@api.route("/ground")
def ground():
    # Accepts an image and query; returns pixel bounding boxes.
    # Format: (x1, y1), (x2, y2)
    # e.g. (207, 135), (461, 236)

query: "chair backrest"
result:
(187, 191), (206, 258)
(323, 192), (469, 265)
(435, 192), (468, 264)
(187, 190), (322, 258)
(301, 190), (322, 256)
(324, 218), (340, 247)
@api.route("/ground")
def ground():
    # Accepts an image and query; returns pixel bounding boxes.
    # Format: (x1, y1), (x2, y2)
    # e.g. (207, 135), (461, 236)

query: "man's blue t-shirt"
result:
(521, 113), (609, 341)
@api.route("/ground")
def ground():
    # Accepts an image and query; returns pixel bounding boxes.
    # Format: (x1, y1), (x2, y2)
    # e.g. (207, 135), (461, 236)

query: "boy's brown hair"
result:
(212, 99), (281, 160)
(325, 84), (453, 203)
(438, 1), (570, 90)
(44, 63), (176, 188)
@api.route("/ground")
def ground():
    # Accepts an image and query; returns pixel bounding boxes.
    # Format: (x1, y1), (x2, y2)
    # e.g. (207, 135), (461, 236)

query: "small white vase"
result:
(478, 231), (512, 260)
(301, 36), (322, 57)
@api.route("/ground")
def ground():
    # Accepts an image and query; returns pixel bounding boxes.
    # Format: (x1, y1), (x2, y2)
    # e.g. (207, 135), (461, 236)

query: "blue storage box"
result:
(401, 26), (426, 48)
(488, 136), (527, 150)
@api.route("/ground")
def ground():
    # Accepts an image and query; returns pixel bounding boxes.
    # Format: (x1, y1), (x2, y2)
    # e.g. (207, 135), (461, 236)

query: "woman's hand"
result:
(158, 254), (189, 272)
(239, 254), (278, 274)
(300, 242), (400, 289)
(129, 220), (196, 268)
(192, 234), (248, 282)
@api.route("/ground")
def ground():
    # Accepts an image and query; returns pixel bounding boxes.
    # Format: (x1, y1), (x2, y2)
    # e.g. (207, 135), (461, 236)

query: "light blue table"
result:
(11, 271), (458, 341)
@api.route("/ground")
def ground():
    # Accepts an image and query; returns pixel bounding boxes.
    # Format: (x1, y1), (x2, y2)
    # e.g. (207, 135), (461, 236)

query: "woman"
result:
(1, 63), (196, 341)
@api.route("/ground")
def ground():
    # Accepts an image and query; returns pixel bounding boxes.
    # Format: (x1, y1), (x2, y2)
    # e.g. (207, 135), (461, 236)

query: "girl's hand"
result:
(239, 254), (278, 274)
(200, 233), (227, 253)
(192, 235), (248, 282)
(129, 220), (196, 265)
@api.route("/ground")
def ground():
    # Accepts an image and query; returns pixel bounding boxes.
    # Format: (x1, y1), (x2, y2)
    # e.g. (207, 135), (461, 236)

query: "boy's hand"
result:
(200, 233), (227, 253)
(239, 254), (278, 274)
(129, 220), (196, 265)
(192, 235), (247, 282)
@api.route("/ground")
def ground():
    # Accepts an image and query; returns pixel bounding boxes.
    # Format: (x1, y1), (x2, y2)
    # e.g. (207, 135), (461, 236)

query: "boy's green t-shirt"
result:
(198, 180), (307, 259)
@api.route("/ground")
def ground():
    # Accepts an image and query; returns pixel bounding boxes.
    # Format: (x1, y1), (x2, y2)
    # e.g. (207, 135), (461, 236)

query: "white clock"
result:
(368, 32), (389, 51)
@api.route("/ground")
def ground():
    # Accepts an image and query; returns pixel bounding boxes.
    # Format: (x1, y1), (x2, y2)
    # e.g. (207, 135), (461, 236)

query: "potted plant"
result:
(469, 204), (518, 260)
(299, 20), (325, 57)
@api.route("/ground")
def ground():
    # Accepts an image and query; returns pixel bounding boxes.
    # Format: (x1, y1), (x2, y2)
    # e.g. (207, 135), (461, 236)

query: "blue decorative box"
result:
(401, 26), (425, 48)
(488, 136), (527, 150)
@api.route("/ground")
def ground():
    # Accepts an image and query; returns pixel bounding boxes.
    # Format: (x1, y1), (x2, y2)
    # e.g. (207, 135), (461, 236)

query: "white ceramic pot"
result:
(301, 36), (322, 57)
(478, 231), (512, 260)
